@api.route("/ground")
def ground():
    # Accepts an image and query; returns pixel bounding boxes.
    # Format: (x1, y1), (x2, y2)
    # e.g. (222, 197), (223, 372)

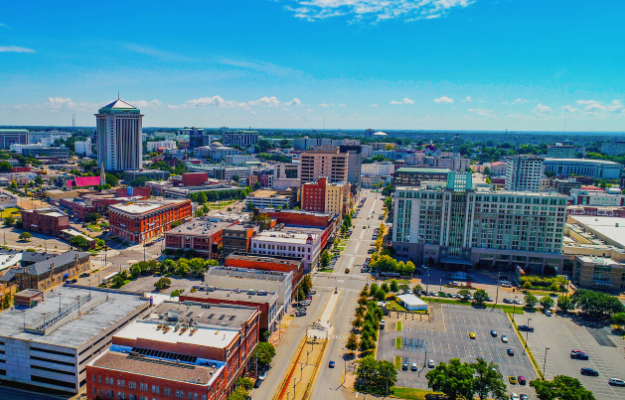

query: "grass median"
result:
(395, 337), (402, 349)
(425, 297), (524, 314)
(509, 314), (543, 379)
(396, 321), (403, 331)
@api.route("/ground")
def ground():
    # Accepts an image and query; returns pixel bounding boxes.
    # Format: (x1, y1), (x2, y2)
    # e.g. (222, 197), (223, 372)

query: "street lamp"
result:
(512, 295), (518, 321)
(543, 347), (550, 379)
(426, 271), (430, 295)
(524, 318), (532, 354)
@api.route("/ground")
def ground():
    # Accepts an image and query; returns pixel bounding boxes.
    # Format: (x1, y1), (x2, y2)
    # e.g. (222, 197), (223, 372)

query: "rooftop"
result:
(395, 167), (451, 174)
(0, 286), (147, 347)
(166, 218), (237, 236)
(148, 301), (257, 332)
(182, 287), (278, 304)
(2, 250), (90, 277)
(109, 199), (189, 214)
(99, 99), (137, 111)
(544, 158), (622, 166)
(568, 215), (625, 249)
(207, 266), (291, 283)
(21, 208), (68, 218)
(247, 190), (289, 199)
(576, 256), (623, 266)
(226, 252), (303, 266)
(253, 228), (321, 245)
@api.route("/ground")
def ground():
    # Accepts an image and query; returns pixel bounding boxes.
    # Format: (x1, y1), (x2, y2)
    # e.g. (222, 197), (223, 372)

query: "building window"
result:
(152, 385), (160, 394)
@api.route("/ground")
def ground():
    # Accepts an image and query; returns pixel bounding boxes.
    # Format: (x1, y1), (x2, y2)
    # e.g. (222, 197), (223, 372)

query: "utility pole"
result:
(494, 270), (501, 307)
(524, 318), (532, 354)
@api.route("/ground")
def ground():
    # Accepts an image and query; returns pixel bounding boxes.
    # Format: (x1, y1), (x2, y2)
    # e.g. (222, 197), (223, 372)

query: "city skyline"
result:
(1, 1), (625, 131)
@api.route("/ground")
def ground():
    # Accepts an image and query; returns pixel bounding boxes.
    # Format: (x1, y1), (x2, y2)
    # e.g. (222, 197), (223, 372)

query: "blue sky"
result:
(1, 0), (624, 131)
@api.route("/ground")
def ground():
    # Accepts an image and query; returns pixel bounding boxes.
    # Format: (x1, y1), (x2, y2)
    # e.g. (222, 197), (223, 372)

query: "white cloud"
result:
(319, 103), (330, 107)
(284, 98), (302, 106)
(468, 108), (495, 118)
(126, 44), (191, 61)
(581, 100), (623, 113)
(248, 96), (281, 107)
(462, 96), (472, 103)
(370, 104), (378, 107)
(44, 97), (97, 112)
(0, 46), (35, 53)
(576, 100), (597, 105)
(130, 100), (162, 108)
(513, 98), (529, 104)
(434, 96), (453, 103)
(285, 0), (475, 23)
(338, 104), (346, 107)
(390, 98), (414, 105)
(532, 103), (552, 114)
(179, 95), (248, 109)
(561, 105), (580, 113)
(306, 108), (314, 112)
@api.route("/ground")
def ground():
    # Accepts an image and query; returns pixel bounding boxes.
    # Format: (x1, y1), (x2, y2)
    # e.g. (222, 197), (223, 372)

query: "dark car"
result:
(490, 330), (498, 337)
(254, 379), (262, 388)
(518, 376), (526, 385)
(518, 325), (534, 332)
(571, 351), (589, 360)
(580, 368), (599, 376)
(507, 349), (515, 356)
(329, 361), (335, 368)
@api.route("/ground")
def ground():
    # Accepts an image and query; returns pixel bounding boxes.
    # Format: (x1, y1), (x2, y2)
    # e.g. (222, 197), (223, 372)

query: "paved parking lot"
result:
(379, 305), (537, 396)
(526, 312), (625, 400)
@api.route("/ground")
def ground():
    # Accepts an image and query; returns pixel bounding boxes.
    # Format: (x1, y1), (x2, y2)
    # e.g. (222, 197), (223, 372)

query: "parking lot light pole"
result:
(513, 295), (518, 322)
(543, 347), (550, 379)
(524, 318), (531, 354)
(494, 271), (501, 306)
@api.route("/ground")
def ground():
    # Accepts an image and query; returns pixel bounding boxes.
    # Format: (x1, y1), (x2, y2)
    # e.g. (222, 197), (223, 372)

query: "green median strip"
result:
(425, 297), (524, 314)
(395, 337), (402, 349)
(509, 314), (543, 379)
(392, 387), (438, 400)
(396, 321), (403, 332)
(394, 356), (402, 369)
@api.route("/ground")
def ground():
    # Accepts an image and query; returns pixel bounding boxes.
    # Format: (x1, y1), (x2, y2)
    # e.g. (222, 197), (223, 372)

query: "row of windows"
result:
(92, 382), (205, 399)
(93, 388), (206, 400)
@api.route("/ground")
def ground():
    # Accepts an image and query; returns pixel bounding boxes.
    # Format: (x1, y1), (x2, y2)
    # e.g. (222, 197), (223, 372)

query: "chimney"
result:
(51, 262), (55, 269)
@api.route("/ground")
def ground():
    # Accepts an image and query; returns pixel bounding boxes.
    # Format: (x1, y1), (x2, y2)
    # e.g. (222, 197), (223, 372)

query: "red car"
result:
(518, 376), (526, 385)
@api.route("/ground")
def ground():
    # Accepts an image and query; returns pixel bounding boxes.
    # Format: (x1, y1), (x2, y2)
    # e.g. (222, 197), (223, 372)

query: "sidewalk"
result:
(270, 314), (295, 347)
(307, 290), (340, 339)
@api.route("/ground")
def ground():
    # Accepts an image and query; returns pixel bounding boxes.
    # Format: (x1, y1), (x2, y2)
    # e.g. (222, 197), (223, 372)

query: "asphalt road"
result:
(309, 190), (385, 400)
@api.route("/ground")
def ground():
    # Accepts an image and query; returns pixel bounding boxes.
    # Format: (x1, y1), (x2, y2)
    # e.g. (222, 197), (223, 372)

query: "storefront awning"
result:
(440, 257), (472, 266)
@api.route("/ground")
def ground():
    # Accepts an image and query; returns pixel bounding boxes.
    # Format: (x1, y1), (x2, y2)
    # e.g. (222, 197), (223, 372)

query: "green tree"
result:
(227, 387), (249, 400)
(34, 175), (44, 186)
(425, 358), (475, 400)
(530, 375), (595, 400)
(369, 283), (380, 297)
(557, 295), (574, 313)
(198, 192), (208, 205)
(380, 283), (390, 293)
(105, 173), (118, 187)
(381, 184), (394, 196)
(19, 232), (32, 241)
(473, 289), (489, 306)
(3, 215), (14, 226)
(188, 258), (207, 275)
(375, 255), (398, 272)
(254, 342), (276, 366)
(355, 356), (397, 396)
(111, 274), (126, 288)
(412, 284), (423, 294)
(471, 358), (507, 400)
(161, 259), (177, 275)
(84, 212), (101, 223)
(612, 312), (625, 330)
(524, 293), (539, 308)
(235, 377), (254, 391)
(340, 224), (347, 236)
(300, 274), (313, 295)
(374, 289), (386, 301)
(390, 280), (399, 292)
(70, 235), (91, 249)
(232, 175), (240, 182)
(346, 332), (359, 354)
(540, 296), (555, 311)
(399, 284), (410, 293)
(10, 180), (17, 189)
(320, 250), (331, 269)
(154, 277), (172, 290)
(129, 264), (141, 278)
(458, 288), (471, 300)
(403, 260), (416, 275)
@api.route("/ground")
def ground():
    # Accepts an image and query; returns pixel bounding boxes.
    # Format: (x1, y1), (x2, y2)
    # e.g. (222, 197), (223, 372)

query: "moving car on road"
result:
(329, 361), (335, 368)
(469, 332), (477, 339)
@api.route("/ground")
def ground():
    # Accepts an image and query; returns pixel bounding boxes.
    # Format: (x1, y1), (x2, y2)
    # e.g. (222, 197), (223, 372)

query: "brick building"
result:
(86, 301), (260, 400)
(172, 172), (209, 187)
(109, 199), (192, 243)
(301, 177), (326, 212)
(225, 252), (305, 295)
(180, 287), (280, 331)
(21, 208), (70, 236)
(165, 218), (239, 258)
(0, 251), (90, 291)
(221, 225), (258, 257)
(261, 209), (335, 228)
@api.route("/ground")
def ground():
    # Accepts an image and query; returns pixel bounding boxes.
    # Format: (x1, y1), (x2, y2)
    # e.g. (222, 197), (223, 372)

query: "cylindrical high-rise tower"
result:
(95, 98), (143, 171)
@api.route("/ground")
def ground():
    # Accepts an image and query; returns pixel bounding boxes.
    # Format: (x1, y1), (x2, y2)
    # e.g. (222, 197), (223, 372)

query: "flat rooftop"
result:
(544, 158), (621, 165)
(182, 287), (278, 304)
(395, 167), (450, 174)
(253, 230), (320, 245)
(568, 215), (625, 249)
(0, 252), (22, 272)
(226, 252), (303, 266)
(0, 286), (148, 347)
(109, 199), (188, 214)
(577, 256), (623, 266)
(149, 301), (257, 331)
(166, 219), (236, 236)
(207, 267), (290, 282)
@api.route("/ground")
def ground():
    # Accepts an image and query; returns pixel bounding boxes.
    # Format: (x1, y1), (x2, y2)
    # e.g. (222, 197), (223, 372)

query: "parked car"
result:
(509, 376), (518, 384)
(501, 335), (508, 343)
(519, 395), (529, 400)
(510, 394), (519, 400)
(254, 379), (262, 388)
(518, 376), (526, 385)
(490, 330), (498, 337)
(329, 361), (335, 368)
(411, 362), (418, 371)
(609, 378), (625, 386)
(503, 298), (512, 304)
(258, 372), (266, 380)
(507, 349), (515, 356)
(571, 350), (589, 360)
(518, 325), (534, 332)
(427, 359), (435, 368)
(580, 368), (599, 376)
(545, 309), (553, 316)
(402, 358), (409, 370)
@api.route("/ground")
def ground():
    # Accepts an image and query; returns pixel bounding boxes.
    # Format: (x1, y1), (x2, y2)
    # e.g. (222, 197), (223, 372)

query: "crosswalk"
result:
(329, 335), (350, 340)
(331, 273), (367, 278)
(313, 285), (361, 293)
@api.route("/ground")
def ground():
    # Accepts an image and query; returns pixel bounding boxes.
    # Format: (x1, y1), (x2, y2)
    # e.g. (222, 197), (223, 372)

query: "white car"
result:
(609, 378), (625, 386)
(427, 359), (435, 368)
(510, 393), (519, 400)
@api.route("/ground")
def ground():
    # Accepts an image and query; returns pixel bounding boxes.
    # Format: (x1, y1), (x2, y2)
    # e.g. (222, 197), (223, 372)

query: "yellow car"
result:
(509, 376), (518, 384)
(469, 332), (477, 339)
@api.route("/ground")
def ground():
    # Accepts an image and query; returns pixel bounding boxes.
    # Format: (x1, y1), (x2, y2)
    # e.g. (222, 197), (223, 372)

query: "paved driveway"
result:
(526, 312), (625, 400)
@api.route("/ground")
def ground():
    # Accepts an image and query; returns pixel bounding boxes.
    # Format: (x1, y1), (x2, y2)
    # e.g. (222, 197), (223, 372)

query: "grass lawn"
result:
(524, 290), (562, 297)
(395, 337), (402, 349)
(394, 356), (402, 369)
(425, 297), (524, 314)
(396, 321), (403, 331)
(387, 301), (408, 312)
(0, 207), (20, 218)
(392, 387), (437, 400)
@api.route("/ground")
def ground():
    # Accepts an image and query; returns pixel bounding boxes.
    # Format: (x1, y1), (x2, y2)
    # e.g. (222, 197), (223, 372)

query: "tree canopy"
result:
(530, 375), (595, 400)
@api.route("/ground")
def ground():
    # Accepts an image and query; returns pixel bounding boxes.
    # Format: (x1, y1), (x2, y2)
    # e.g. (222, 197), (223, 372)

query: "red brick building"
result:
(165, 218), (238, 258)
(262, 209), (334, 228)
(180, 287), (279, 331)
(173, 172), (209, 187)
(86, 301), (260, 400)
(109, 199), (192, 243)
(301, 177), (327, 212)
(21, 208), (70, 236)
(225, 252), (305, 293)
(115, 187), (151, 198)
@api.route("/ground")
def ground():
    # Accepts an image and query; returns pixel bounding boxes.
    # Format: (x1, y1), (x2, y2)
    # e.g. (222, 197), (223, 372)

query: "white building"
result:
(95, 98), (143, 171)
(28, 130), (72, 145)
(245, 189), (295, 209)
(194, 141), (239, 161)
(361, 144), (373, 158)
(225, 154), (256, 165)
(146, 139), (177, 152)
(569, 189), (625, 206)
(505, 155), (544, 192)
(74, 138), (92, 156)
(361, 161), (394, 176)
(250, 227), (323, 272)
(10, 143), (43, 155)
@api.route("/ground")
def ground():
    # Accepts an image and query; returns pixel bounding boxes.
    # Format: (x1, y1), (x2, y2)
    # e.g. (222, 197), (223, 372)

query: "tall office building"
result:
(74, 138), (92, 156)
(505, 155), (544, 192)
(95, 98), (143, 171)
(299, 147), (348, 184)
(392, 172), (568, 273)
(340, 144), (362, 186)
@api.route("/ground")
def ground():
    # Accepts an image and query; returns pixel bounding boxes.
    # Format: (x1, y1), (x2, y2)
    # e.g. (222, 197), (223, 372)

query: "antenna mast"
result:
(72, 112), (76, 128)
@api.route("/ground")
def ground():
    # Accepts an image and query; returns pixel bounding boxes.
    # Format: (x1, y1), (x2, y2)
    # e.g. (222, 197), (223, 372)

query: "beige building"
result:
(300, 147), (348, 183)
(325, 181), (350, 216)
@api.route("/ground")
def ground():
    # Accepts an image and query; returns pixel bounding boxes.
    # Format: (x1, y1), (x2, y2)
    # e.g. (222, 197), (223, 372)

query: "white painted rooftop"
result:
(0, 252), (22, 272)
(115, 320), (238, 349)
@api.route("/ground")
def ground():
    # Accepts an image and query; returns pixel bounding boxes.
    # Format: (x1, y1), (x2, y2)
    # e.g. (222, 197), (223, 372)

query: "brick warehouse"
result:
(108, 199), (192, 243)
(21, 208), (70, 236)
(224, 252), (305, 295)
(86, 301), (260, 400)
(165, 218), (240, 259)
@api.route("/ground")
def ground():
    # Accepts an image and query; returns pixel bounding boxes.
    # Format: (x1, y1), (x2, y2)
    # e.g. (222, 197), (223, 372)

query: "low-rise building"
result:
(301, 177), (350, 215)
(569, 188), (625, 206)
(225, 252), (304, 297)
(361, 161), (394, 176)
(86, 301), (260, 400)
(22, 146), (70, 160)
(75, 138), (92, 156)
(392, 167), (450, 187)
(543, 158), (622, 180)
(21, 208), (70, 236)
(146, 140), (177, 152)
(221, 225), (258, 256)
(124, 169), (171, 183)
(0, 128), (29, 149)
(109, 199), (192, 243)
(245, 189), (296, 209)
(165, 218), (239, 258)
(249, 225), (324, 272)
(224, 154), (256, 165)
(553, 179), (583, 195)
(0, 286), (149, 393)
